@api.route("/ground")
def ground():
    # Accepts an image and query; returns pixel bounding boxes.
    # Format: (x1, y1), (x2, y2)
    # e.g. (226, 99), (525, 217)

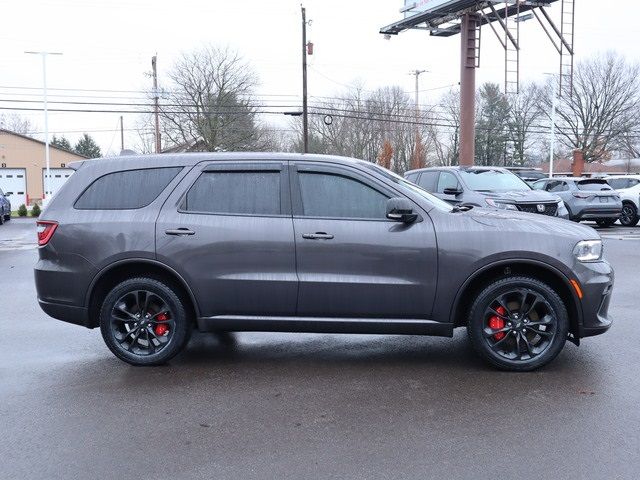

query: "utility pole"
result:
(120, 116), (125, 152)
(151, 55), (161, 154)
(410, 69), (427, 135)
(25, 51), (62, 205)
(301, 5), (309, 154)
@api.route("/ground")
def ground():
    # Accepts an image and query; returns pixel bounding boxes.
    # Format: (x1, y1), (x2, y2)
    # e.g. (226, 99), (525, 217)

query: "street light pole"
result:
(25, 51), (62, 205)
(410, 69), (427, 136)
(545, 74), (558, 178)
(301, 5), (309, 154)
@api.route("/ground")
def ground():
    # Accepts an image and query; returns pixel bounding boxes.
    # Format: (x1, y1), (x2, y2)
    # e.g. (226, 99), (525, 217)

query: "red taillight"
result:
(36, 221), (58, 246)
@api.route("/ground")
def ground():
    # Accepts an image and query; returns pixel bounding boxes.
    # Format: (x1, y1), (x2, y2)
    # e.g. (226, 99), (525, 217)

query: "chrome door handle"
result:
(302, 232), (334, 240)
(165, 228), (195, 236)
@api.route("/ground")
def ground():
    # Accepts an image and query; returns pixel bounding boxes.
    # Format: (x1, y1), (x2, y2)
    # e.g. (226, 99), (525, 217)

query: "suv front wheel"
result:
(99, 277), (192, 366)
(467, 276), (569, 371)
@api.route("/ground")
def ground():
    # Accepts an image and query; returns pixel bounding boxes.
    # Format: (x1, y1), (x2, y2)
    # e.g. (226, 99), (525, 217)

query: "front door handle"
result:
(302, 232), (334, 240)
(165, 228), (195, 236)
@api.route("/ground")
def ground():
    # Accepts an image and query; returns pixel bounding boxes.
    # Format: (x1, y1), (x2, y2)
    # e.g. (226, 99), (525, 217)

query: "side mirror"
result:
(443, 187), (462, 196)
(386, 197), (418, 223)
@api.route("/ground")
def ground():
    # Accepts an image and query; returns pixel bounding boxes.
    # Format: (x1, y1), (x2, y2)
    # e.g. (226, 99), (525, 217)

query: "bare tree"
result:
(301, 84), (425, 174)
(133, 115), (156, 154)
(0, 113), (35, 135)
(159, 45), (271, 152)
(428, 89), (460, 166)
(544, 52), (640, 163)
(507, 83), (543, 166)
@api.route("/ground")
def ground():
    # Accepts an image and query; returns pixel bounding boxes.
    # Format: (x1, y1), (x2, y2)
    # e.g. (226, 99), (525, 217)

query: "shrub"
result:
(17, 204), (27, 217)
(31, 204), (41, 217)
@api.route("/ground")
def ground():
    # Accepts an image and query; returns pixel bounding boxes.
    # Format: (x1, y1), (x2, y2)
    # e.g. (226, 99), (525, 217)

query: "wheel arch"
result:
(85, 259), (199, 328)
(451, 259), (582, 343)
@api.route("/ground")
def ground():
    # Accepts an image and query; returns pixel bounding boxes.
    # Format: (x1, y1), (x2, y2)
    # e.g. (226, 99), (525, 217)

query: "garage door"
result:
(0, 168), (27, 208)
(43, 168), (74, 200)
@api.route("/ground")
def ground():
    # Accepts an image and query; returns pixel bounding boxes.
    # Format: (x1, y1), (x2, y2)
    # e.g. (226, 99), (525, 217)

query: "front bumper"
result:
(574, 259), (614, 338)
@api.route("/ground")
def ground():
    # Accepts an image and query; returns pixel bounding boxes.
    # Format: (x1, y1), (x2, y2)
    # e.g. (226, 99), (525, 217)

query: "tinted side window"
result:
(405, 172), (419, 183)
(436, 172), (460, 193)
(608, 178), (630, 190)
(548, 181), (569, 192)
(418, 171), (439, 192)
(75, 167), (181, 210)
(299, 172), (388, 219)
(532, 180), (546, 190)
(184, 171), (281, 215)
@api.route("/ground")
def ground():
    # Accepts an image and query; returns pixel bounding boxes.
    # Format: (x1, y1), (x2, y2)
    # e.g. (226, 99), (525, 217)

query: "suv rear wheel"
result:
(620, 202), (639, 227)
(99, 277), (192, 366)
(467, 276), (568, 371)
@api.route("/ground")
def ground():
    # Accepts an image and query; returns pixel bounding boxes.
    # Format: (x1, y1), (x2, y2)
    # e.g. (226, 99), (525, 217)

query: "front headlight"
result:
(485, 199), (518, 211)
(573, 240), (603, 262)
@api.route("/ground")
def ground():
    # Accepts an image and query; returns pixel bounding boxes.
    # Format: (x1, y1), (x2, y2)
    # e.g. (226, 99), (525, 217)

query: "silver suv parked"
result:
(532, 177), (622, 226)
(35, 153), (614, 371)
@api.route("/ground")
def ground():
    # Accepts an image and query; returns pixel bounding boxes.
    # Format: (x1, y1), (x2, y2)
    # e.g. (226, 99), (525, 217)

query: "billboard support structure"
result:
(380, 0), (575, 166)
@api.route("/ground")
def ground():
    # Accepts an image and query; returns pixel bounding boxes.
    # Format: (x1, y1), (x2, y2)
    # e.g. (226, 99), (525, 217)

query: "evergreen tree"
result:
(51, 135), (72, 151)
(74, 133), (102, 158)
(475, 83), (510, 166)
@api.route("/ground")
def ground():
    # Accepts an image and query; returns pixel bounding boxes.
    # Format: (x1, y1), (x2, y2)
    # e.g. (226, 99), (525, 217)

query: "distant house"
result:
(540, 157), (635, 176)
(0, 129), (86, 206)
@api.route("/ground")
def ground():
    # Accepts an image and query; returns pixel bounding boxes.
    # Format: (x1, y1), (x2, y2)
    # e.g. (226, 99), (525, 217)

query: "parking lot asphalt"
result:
(1, 217), (639, 480)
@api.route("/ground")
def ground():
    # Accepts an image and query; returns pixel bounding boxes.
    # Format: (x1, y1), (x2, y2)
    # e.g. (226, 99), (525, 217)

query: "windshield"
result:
(362, 162), (453, 212)
(459, 169), (531, 192)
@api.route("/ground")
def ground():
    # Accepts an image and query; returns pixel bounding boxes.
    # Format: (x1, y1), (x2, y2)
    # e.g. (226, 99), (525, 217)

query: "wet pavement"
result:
(1, 217), (639, 480)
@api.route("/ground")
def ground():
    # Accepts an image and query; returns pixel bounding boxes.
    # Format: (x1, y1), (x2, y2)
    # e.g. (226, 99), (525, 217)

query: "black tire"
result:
(596, 219), (616, 227)
(620, 202), (639, 227)
(99, 277), (192, 366)
(0, 213), (5, 225)
(4, 215), (10, 221)
(467, 276), (569, 371)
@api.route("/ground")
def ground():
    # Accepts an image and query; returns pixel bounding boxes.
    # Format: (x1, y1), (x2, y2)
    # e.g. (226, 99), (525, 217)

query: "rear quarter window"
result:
(75, 167), (182, 210)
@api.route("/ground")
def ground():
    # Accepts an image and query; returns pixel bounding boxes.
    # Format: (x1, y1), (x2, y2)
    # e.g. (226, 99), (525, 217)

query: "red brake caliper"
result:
(154, 313), (170, 336)
(488, 306), (507, 341)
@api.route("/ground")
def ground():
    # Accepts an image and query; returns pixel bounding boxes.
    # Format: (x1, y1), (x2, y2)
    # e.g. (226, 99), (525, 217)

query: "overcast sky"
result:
(2, 0), (637, 154)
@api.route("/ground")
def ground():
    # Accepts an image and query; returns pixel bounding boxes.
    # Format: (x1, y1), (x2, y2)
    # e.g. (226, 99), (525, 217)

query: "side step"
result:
(197, 315), (453, 337)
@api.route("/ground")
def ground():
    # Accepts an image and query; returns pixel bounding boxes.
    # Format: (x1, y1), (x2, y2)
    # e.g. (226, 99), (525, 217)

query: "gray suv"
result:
(532, 177), (623, 226)
(35, 153), (614, 371)
(405, 166), (568, 218)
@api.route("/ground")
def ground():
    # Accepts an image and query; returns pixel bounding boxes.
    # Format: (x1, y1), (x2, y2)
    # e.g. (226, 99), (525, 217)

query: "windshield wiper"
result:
(451, 204), (474, 213)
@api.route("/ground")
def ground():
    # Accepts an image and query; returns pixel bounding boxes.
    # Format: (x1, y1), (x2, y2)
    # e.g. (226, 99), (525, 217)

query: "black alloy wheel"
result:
(100, 277), (191, 366)
(468, 276), (568, 371)
(620, 202), (639, 227)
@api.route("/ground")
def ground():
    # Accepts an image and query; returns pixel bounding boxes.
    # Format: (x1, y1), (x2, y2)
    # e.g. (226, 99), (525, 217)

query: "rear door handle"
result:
(165, 228), (195, 236)
(302, 232), (334, 240)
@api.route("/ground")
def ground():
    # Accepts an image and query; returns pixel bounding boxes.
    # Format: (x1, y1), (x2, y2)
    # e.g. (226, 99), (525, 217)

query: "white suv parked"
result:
(604, 175), (640, 226)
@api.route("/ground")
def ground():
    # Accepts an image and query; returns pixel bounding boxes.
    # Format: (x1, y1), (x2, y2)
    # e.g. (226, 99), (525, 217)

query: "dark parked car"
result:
(532, 177), (622, 226)
(506, 168), (548, 185)
(35, 153), (613, 371)
(0, 188), (11, 224)
(405, 166), (568, 218)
